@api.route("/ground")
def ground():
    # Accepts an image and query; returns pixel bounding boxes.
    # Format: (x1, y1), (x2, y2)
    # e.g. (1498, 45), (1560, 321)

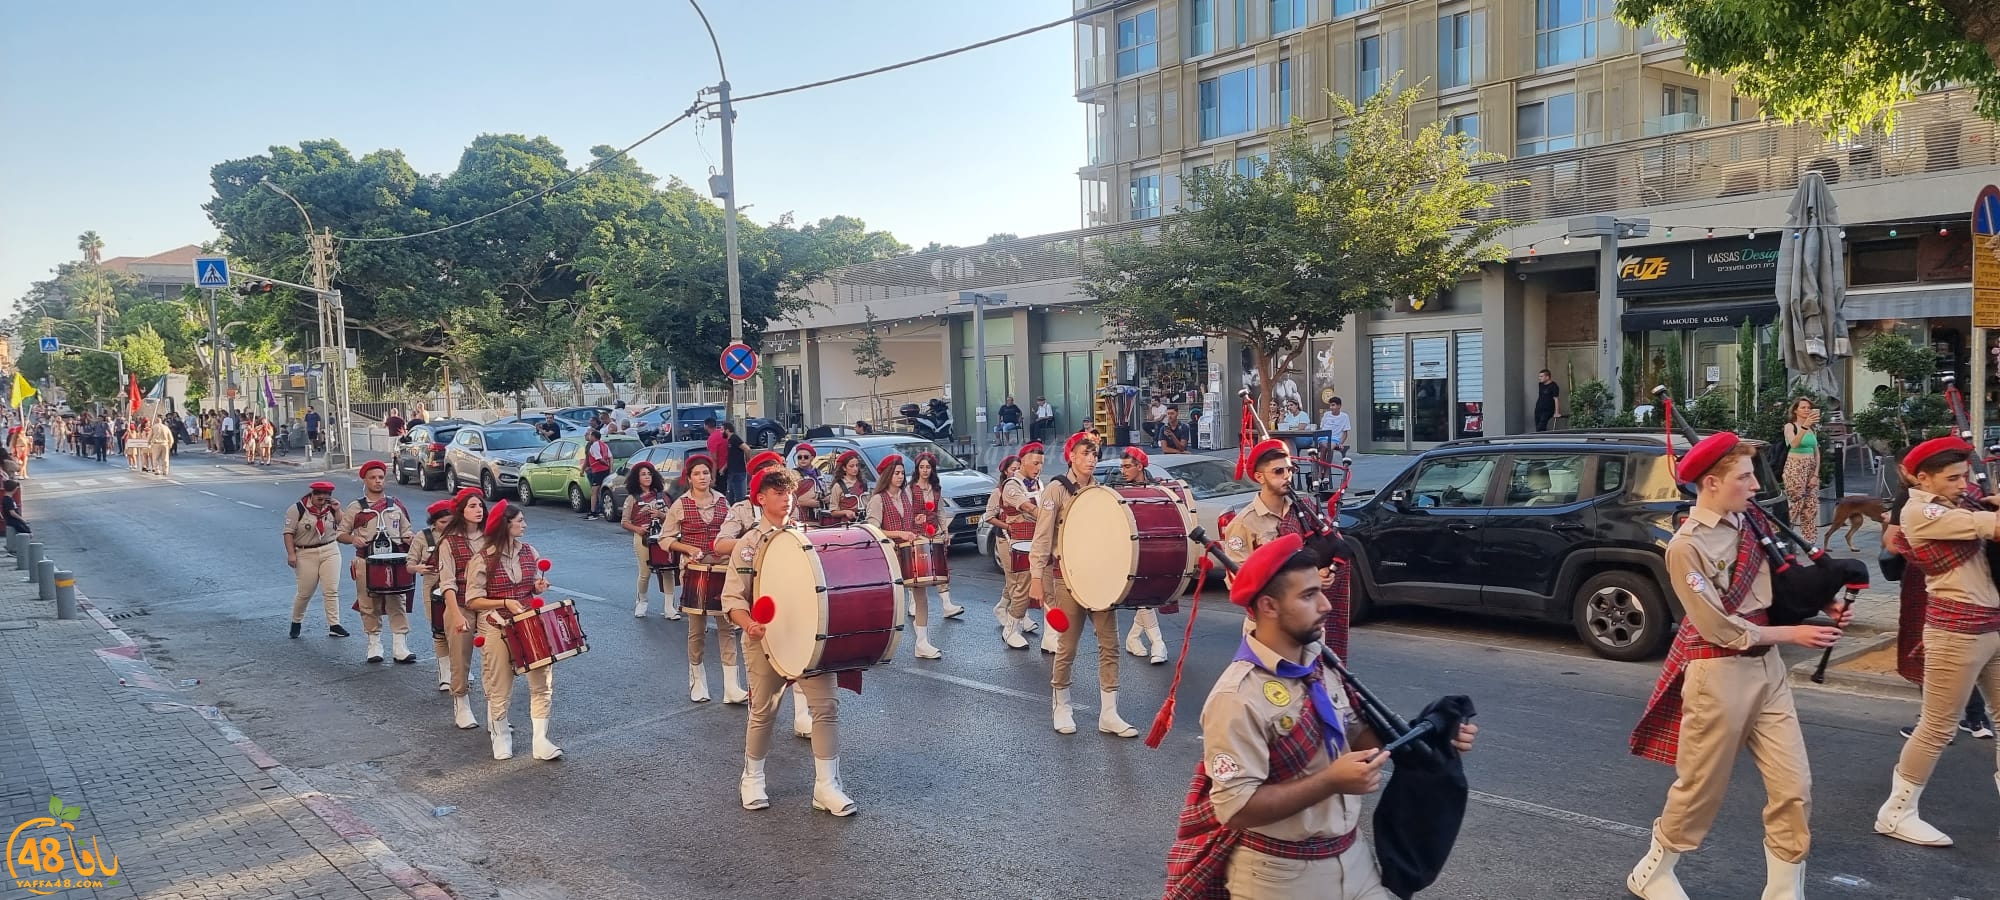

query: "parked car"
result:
(605, 440), (711, 519)
(517, 434), (644, 512)
(490, 413), (584, 439)
(975, 453), (1260, 572)
(443, 425), (550, 500)
(1327, 429), (1787, 662)
(657, 404), (787, 447)
(392, 419), (473, 490)
(808, 436), (998, 546)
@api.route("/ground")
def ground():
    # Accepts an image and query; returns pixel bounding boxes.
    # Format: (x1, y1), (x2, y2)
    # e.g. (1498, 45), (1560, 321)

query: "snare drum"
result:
(679, 560), (728, 614)
(897, 537), (951, 586)
(1057, 484), (1197, 611)
(500, 599), (589, 674)
(1008, 540), (1032, 574)
(755, 524), (903, 680)
(646, 535), (681, 571)
(365, 551), (416, 612)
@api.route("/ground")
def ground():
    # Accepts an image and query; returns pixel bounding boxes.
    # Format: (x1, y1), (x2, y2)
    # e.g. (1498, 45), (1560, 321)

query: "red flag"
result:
(127, 374), (141, 413)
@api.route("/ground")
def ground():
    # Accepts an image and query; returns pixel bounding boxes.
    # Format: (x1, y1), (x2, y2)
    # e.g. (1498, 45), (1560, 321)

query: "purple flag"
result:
(263, 374), (277, 408)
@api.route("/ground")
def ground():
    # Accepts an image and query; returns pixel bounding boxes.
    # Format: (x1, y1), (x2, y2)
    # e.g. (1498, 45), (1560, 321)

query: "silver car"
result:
(976, 453), (1261, 571)
(443, 425), (548, 500)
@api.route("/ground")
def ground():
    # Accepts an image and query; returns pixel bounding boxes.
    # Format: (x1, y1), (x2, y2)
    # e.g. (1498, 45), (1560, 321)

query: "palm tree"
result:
(77, 231), (103, 267)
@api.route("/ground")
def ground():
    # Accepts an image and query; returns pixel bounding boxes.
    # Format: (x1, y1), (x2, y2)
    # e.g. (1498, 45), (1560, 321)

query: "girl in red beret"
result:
(824, 450), (866, 525)
(434, 489), (489, 730)
(463, 503), (558, 761)
(869, 456), (944, 659)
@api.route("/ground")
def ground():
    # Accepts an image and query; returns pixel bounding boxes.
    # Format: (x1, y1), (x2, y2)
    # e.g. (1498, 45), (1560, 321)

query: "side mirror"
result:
(1387, 489), (1410, 509)
(527, 454), (541, 464)
(616, 466), (629, 476)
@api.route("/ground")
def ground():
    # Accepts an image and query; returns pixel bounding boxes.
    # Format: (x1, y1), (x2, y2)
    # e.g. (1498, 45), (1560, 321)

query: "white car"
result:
(976, 454), (1260, 571)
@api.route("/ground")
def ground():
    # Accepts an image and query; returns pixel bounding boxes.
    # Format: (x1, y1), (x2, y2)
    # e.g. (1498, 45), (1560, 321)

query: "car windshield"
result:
(483, 429), (544, 450)
(1162, 459), (1259, 500)
(864, 441), (967, 474)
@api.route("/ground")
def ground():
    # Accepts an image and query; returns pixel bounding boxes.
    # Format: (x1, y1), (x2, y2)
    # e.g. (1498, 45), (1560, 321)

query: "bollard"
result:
(54, 570), (75, 619)
(23, 542), (42, 580)
(6, 531), (20, 558)
(35, 559), (54, 603)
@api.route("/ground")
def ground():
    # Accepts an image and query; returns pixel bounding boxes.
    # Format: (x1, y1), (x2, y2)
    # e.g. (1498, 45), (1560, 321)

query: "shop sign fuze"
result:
(1617, 235), (1782, 294)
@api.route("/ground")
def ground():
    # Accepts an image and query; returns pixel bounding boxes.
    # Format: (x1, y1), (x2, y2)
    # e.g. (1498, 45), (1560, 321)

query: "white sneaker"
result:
(1020, 615), (1040, 634)
(634, 600), (648, 618)
(1001, 618), (1028, 649)
(1040, 625), (1060, 654)
(1875, 774), (1953, 846)
(1148, 626), (1168, 665)
(364, 633), (384, 664)
(1626, 836), (1690, 900)
(942, 600), (965, 619)
(792, 686), (814, 739)
(663, 606), (682, 621)
(1099, 690), (1138, 738)
(812, 757), (857, 817)
(531, 717), (562, 760)
(914, 625), (943, 659)
(1052, 688), (1076, 735)
(689, 663), (711, 703)
(740, 757), (770, 810)
(453, 695), (478, 730)
(390, 632), (416, 664)
(490, 718), (514, 760)
(992, 601), (1009, 628)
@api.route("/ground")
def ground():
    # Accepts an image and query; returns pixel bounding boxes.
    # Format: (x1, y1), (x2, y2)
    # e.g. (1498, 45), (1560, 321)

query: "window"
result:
(1502, 455), (1584, 507)
(1272, 0), (1308, 33)
(1439, 12), (1472, 88)
(1335, 0), (1372, 17)
(1198, 66), (1257, 139)
(1407, 457), (1496, 508)
(1535, 0), (1598, 68)
(1448, 112), (1479, 147)
(1515, 93), (1576, 156)
(1357, 36), (1382, 100)
(1116, 10), (1158, 77)
(1662, 86), (1698, 116)
(1851, 239), (1920, 285)
(1189, 0), (1215, 55)
(1596, 456), (1627, 496)
(1278, 58), (1293, 122)
(1130, 173), (1162, 219)
(1233, 152), (1269, 178)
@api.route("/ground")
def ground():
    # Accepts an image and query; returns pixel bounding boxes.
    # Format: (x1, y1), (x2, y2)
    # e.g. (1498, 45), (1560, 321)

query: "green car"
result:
(517, 434), (644, 512)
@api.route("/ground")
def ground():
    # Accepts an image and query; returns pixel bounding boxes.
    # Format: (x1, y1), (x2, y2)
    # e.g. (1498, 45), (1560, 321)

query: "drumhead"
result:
(755, 529), (827, 680)
(1010, 541), (1033, 553)
(368, 552), (409, 564)
(1058, 485), (1193, 611)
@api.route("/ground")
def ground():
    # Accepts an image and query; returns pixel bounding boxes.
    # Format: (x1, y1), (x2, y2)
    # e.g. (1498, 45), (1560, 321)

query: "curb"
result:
(1787, 632), (1918, 700)
(75, 593), (454, 899)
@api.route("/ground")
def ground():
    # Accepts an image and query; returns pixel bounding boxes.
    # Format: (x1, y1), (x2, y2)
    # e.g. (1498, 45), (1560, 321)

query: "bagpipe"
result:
(1937, 376), (2000, 596)
(1652, 386), (1866, 682)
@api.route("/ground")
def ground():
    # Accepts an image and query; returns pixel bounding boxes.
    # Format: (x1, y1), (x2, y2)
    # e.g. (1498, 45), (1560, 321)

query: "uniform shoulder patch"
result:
(1685, 571), (1709, 593)
(1925, 503), (1946, 520)
(1228, 536), (1246, 552)
(1209, 753), (1244, 780)
(1262, 680), (1292, 707)
(740, 546), (756, 562)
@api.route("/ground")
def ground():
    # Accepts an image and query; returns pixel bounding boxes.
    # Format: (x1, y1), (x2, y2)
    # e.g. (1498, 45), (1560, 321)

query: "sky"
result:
(0, 0), (1082, 311)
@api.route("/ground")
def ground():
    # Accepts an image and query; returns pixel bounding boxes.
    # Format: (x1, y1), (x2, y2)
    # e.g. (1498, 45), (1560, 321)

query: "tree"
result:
(1618, 0), (2000, 131)
(1852, 332), (1953, 452)
(1079, 85), (1513, 423)
(77, 231), (103, 266)
(851, 307), (897, 422)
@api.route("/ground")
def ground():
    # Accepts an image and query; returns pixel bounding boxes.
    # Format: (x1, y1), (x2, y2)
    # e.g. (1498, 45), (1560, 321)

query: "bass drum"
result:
(754, 524), (904, 680)
(1057, 484), (1197, 611)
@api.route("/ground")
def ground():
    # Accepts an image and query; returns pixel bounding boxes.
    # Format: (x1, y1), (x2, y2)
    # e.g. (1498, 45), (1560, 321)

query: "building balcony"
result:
(1643, 112), (1708, 136)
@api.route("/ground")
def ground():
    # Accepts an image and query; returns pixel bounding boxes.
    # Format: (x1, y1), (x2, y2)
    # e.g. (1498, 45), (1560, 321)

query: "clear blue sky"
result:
(0, 0), (1080, 308)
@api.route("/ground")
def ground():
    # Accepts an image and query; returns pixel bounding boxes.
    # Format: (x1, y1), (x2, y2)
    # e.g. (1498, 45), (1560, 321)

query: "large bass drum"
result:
(754, 524), (904, 680)
(1057, 484), (1197, 611)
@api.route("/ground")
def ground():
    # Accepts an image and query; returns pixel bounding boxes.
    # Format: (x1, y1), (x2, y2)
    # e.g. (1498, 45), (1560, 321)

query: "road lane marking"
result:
(198, 490), (220, 497)
(234, 500), (264, 509)
(893, 666), (1092, 712)
(75, 478), (99, 486)
(1467, 790), (1650, 840)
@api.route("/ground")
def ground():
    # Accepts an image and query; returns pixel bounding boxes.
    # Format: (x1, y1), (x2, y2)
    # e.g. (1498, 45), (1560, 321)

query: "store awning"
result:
(1621, 299), (1778, 332)
(1839, 283), (1970, 321)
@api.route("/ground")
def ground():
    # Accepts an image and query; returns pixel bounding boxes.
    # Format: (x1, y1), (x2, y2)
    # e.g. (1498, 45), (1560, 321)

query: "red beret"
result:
(426, 499), (453, 517)
(749, 466), (782, 499)
(747, 451), (783, 474)
(833, 449), (861, 470)
(1124, 446), (1150, 468)
(454, 487), (483, 504)
(793, 442), (816, 458)
(1019, 441), (1046, 457)
(1249, 439), (1290, 470)
(1064, 430), (1099, 458)
(484, 500), (510, 535)
(875, 455), (904, 477)
(358, 460), (387, 477)
(1674, 432), (1741, 484)
(309, 481), (336, 493)
(1903, 436), (1974, 474)
(1230, 533), (1305, 608)
(998, 455), (1020, 474)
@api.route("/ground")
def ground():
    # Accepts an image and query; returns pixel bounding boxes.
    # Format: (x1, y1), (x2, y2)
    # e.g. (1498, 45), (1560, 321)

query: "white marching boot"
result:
(740, 756), (770, 810)
(792, 685), (814, 738)
(530, 717), (562, 760)
(436, 658), (452, 691)
(453, 695), (479, 730)
(941, 589), (964, 619)
(722, 663), (750, 705)
(634, 598), (648, 617)
(365, 633), (384, 663)
(1125, 621), (1149, 658)
(663, 602), (681, 621)
(489, 717), (514, 760)
(1040, 621), (1061, 654)
(689, 663), (711, 703)
(992, 600), (1009, 628)
(1760, 848), (1804, 900)
(1020, 613), (1040, 634)
(1875, 773), (1953, 846)
(1001, 617), (1028, 649)
(1052, 688), (1077, 735)
(391, 632), (416, 664)
(1625, 835), (1690, 900)
(811, 757), (857, 817)
(1147, 625), (1168, 664)
(914, 625), (943, 659)
(1099, 690), (1138, 738)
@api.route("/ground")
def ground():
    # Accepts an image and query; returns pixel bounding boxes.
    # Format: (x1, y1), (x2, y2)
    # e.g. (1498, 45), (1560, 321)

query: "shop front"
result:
(1116, 342), (1208, 448)
(1617, 234), (1782, 410)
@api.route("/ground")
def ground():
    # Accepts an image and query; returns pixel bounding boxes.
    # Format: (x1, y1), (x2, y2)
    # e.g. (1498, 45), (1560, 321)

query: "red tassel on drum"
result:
(752, 596), (776, 624)
(1046, 607), (1071, 633)
(1147, 553), (1216, 749)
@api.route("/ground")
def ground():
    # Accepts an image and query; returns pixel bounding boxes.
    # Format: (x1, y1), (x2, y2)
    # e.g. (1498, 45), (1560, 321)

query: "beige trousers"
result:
(352, 559), (411, 635)
(743, 637), (839, 761)
(478, 618), (551, 721)
(1897, 628), (2000, 785)
(633, 534), (670, 605)
(1003, 567), (1031, 618)
(689, 611), (742, 667)
(1049, 578), (1119, 691)
(1654, 652), (1812, 863)
(908, 585), (931, 626)
(288, 543), (342, 626)
(1225, 837), (1389, 900)
(429, 599), (476, 697)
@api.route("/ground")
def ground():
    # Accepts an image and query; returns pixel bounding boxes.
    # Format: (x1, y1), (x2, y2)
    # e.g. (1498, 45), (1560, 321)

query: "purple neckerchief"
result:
(1025, 476), (1039, 491)
(1234, 637), (1345, 760)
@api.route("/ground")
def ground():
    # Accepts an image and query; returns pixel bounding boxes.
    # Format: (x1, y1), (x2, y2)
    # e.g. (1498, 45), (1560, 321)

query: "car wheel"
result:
(568, 483), (588, 513)
(520, 479), (538, 506)
(481, 471), (500, 502)
(1573, 570), (1671, 662)
(755, 427), (781, 449)
(989, 533), (1006, 573)
(396, 460), (411, 485)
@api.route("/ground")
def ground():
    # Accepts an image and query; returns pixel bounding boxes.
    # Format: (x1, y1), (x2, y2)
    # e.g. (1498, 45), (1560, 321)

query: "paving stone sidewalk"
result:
(0, 548), (448, 900)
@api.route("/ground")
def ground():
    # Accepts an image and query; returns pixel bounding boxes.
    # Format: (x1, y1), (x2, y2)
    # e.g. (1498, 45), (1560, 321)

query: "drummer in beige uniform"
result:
(340, 460), (419, 665)
(724, 466), (857, 816)
(1030, 430), (1138, 738)
(283, 480), (349, 640)
(790, 442), (824, 524)
(999, 442), (1054, 652)
(408, 499), (461, 692)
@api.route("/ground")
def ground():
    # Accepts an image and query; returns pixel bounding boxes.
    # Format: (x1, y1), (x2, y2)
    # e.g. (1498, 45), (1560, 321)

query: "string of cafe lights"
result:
(1512, 215), (1974, 259)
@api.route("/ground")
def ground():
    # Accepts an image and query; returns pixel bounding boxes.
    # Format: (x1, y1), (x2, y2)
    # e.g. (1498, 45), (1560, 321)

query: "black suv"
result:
(392, 419), (472, 490)
(1334, 430), (1786, 662)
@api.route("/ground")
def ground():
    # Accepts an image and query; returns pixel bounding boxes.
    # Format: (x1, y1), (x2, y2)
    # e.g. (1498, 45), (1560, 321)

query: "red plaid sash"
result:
(1163, 710), (1355, 899)
(1926, 597), (2000, 635)
(1903, 491), (1987, 578)
(1630, 520), (1767, 765)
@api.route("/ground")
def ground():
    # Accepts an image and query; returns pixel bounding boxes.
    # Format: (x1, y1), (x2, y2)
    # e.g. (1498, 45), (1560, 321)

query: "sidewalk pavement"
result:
(0, 544), (449, 899)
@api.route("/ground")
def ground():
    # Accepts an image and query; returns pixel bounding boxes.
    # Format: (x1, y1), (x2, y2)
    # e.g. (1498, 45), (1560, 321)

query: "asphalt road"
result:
(24, 451), (2000, 900)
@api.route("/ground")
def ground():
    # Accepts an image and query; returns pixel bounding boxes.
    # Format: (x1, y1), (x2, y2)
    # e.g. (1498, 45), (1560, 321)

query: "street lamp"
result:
(259, 178), (350, 468)
(957, 291), (1009, 470)
(688, 0), (749, 428)
(1567, 215), (1652, 413)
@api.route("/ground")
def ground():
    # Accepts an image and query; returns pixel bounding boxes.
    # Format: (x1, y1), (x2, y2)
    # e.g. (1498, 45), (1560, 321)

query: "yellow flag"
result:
(11, 372), (35, 408)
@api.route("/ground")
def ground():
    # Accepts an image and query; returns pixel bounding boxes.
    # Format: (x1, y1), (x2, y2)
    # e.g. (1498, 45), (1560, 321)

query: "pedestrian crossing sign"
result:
(193, 256), (231, 289)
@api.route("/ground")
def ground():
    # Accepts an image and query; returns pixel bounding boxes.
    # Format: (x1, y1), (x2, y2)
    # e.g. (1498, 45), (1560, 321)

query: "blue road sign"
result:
(720, 342), (758, 382)
(193, 256), (231, 289)
(38, 337), (57, 353)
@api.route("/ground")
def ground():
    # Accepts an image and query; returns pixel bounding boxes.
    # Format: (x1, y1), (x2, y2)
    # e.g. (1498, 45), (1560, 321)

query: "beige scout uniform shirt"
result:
(407, 527), (444, 598)
(661, 490), (729, 560)
(716, 499), (760, 542)
(1201, 635), (1363, 840)
(1223, 493), (1294, 566)
(1001, 476), (1039, 533)
(1903, 488), (2000, 608)
(720, 517), (786, 625)
(341, 497), (417, 551)
(284, 499), (342, 549)
(1663, 507), (1772, 650)
(1029, 471), (1093, 585)
(150, 420), (173, 451)
(464, 542), (536, 605)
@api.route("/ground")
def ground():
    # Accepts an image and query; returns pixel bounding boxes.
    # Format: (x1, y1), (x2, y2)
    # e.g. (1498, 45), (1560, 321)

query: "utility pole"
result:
(1568, 215), (1650, 414)
(205, 289), (223, 412)
(958, 292), (1008, 471)
(705, 79), (747, 428)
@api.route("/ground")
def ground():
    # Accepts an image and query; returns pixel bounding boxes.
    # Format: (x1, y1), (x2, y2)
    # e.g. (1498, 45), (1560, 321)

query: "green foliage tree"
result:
(1852, 332), (1955, 452)
(119, 326), (170, 384)
(1567, 380), (1617, 429)
(1618, 0), (2000, 131)
(1079, 85), (1513, 421)
(850, 307), (898, 422)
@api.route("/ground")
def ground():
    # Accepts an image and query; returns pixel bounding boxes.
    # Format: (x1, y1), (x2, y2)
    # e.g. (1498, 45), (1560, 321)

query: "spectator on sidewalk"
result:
(998, 396), (1023, 442)
(723, 424), (748, 502)
(1535, 369), (1562, 432)
(385, 407), (406, 439)
(1320, 398), (1352, 458)
(539, 411), (564, 443)
(221, 411), (239, 455)
(1147, 397), (1169, 445)
(3, 479), (27, 534)
(304, 406), (323, 450)
(409, 403), (428, 426)
(1159, 406), (1190, 454)
(1033, 396), (1055, 442)
(705, 415), (726, 460)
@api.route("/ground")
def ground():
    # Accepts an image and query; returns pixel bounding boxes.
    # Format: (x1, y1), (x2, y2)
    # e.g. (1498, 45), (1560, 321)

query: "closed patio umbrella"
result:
(1775, 170), (1850, 406)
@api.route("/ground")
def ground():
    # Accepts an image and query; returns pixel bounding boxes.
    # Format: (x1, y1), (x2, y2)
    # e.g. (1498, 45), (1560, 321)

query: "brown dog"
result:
(1829, 494), (1888, 551)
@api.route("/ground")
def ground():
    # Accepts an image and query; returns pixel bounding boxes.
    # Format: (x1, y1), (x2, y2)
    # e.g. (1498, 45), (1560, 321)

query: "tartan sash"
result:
(1630, 519), (1767, 766)
(1163, 710), (1355, 900)
(1904, 490), (1987, 578)
(1926, 597), (2000, 635)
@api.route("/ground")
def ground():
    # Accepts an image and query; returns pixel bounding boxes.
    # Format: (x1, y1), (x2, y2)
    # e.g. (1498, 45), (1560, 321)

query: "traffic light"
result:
(236, 281), (274, 297)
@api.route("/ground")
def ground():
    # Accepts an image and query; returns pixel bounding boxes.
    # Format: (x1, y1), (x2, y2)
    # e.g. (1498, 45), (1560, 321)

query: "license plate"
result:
(965, 515), (981, 527)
